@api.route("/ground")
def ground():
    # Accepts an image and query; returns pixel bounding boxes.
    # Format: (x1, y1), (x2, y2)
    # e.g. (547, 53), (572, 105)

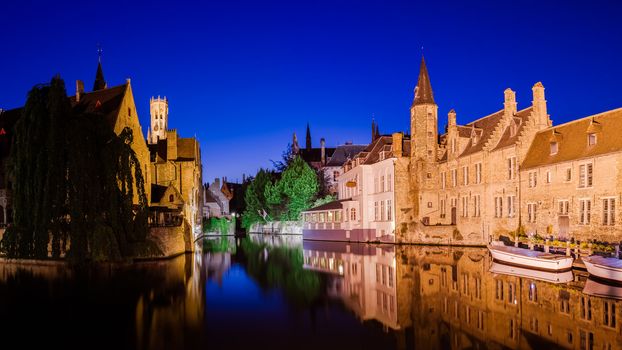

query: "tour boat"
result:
(490, 262), (573, 284)
(583, 278), (622, 300)
(488, 242), (574, 272)
(583, 255), (622, 283)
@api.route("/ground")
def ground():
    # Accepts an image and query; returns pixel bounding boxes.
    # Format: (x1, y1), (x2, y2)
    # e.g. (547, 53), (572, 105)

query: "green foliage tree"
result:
(277, 156), (318, 221)
(0, 76), (152, 263)
(241, 169), (273, 228)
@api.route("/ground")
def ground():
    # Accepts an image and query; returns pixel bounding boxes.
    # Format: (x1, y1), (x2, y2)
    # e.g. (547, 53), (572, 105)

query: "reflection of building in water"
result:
(402, 246), (622, 350)
(248, 233), (302, 249)
(302, 241), (408, 331)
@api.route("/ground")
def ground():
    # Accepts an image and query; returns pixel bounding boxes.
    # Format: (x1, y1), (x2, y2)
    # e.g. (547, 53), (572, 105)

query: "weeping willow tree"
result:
(1, 76), (153, 262)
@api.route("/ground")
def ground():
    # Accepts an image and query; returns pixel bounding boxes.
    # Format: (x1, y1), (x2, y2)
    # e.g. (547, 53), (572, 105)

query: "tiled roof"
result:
(151, 184), (168, 203)
(522, 108), (622, 170)
(361, 134), (410, 165)
(304, 199), (350, 212)
(177, 137), (198, 160)
(325, 144), (368, 166)
(459, 110), (505, 157)
(298, 147), (336, 163)
(70, 83), (127, 129)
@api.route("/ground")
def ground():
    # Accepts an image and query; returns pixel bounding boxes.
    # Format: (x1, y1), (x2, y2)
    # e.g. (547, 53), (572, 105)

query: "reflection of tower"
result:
(148, 96), (168, 144)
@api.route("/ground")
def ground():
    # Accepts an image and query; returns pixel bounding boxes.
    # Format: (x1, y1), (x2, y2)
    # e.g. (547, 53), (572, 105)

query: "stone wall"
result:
(148, 221), (193, 258)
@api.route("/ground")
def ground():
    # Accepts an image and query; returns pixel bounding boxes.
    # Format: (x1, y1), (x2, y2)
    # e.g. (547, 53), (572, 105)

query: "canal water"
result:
(0, 234), (620, 349)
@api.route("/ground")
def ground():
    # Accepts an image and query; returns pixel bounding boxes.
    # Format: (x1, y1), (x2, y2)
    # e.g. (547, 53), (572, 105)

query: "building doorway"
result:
(558, 216), (569, 239)
(451, 207), (457, 225)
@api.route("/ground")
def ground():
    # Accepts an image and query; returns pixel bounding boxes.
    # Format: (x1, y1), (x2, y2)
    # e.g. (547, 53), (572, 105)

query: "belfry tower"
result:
(148, 96), (168, 144)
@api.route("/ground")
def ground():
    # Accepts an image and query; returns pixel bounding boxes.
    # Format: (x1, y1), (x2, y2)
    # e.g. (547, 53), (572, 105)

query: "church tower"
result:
(410, 56), (438, 161)
(149, 96), (168, 144)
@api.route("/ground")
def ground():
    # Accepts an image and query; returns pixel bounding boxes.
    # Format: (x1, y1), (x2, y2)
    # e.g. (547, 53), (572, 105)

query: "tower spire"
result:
(93, 45), (107, 91)
(305, 123), (312, 151)
(371, 118), (376, 142)
(413, 55), (435, 106)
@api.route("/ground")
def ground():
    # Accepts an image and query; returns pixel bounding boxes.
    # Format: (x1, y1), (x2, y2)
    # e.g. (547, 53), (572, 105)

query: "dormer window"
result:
(550, 142), (558, 155)
(588, 133), (597, 146)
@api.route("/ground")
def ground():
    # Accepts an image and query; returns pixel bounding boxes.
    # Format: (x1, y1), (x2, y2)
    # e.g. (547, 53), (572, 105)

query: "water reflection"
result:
(2, 237), (622, 349)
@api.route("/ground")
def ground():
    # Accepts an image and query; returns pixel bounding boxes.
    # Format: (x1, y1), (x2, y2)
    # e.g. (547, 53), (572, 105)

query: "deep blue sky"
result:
(1, 0), (621, 183)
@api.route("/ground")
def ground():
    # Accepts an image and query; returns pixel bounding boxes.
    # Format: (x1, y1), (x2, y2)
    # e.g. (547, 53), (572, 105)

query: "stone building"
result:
(292, 123), (336, 170)
(148, 98), (202, 234)
(521, 108), (622, 242)
(396, 57), (552, 245)
(202, 178), (233, 218)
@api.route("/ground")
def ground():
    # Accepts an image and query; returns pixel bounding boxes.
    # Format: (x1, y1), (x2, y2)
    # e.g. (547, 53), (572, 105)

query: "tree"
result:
(277, 156), (318, 221)
(0, 76), (151, 262)
(241, 169), (274, 228)
(270, 142), (295, 172)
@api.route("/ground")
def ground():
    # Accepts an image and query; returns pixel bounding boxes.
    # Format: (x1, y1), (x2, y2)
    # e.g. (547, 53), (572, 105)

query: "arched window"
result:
(169, 194), (174, 202)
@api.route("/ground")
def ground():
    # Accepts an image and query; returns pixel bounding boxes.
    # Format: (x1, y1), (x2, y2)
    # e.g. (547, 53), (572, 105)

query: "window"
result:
(560, 298), (570, 314)
(380, 201), (386, 221)
(604, 300), (616, 328)
(461, 196), (468, 217)
(565, 168), (572, 181)
(475, 163), (482, 184)
(441, 267), (447, 288)
(546, 170), (552, 183)
(474, 277), (482, 299)
(477, 311), (485, 331)
(387, 173), (392, 191)
(550, 142), (558, 155)
(374, 176), (378, 193)
(579, 163), (593, 188)
(463, 166), (469, 185)
(580, 296), (592, 320)
(558, 200), (569, 215)
(473, 195), (481, 217)
(495, 197), (503, 218)
(335, 210), (342, 222)
(461, 273), (469, 295)
(333, 171), (339, 181)
(579, 330), (594, 350)
(495, 280), (504, 300)
(529, 171), (538, 188)
(350, 208), (357, 221)
(508, 282), (516, 304)
(603, 198), (615, 226)
(169, 194), (174, 202)
(374, 202), (379, 221)
(528, 282), (538, 302)
(380, 175), (385, 192)
(507, 195), (516, 217)
(579, 199), (591, 225)
(451, 169), (457, 187)
(509, 319), (515, 339)
(507, 157), (517, 179)
(588, 133), (597, 146)
(387, 200), (392, 221)
(441, 172), (446, 189)
(528, 203), (537, 223)
(440, 199), (446, 218)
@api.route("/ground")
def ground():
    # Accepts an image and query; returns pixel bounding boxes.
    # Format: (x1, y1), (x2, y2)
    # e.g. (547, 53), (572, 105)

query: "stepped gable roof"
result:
(457, 110), (505, 157)
(325, 144), (368, 166)
(70, 83), (127, 129)
(492, 107), (534, 150)
(204, 189), (217, 203)
(522, 108), (622, 170)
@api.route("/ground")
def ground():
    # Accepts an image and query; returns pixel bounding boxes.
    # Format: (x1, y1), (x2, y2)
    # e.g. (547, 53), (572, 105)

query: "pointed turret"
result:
(93, 61), (107, 91)
(371, 119), (376, 141)
(412, 56), (435, 106)
(305, 123), (312, 151)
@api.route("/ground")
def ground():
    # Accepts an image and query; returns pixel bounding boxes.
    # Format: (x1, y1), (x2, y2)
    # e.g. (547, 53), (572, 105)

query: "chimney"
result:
(448, 109), (457, 128)
(76, 80), (84, 102)
(214, 178), (220, 187)
(392, 132), (403, 158)
(532, 82), (549, 129)
(504, 88), (517, 123)
(320, 138), (326, 164)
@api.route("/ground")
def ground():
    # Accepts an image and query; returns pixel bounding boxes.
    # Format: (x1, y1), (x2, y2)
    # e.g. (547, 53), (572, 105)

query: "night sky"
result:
(1, 0), (621, 183)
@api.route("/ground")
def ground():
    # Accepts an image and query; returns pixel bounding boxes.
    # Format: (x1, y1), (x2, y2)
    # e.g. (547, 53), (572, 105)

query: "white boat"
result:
(583, 278), (622, 300)
(488, 242), (574, 272)
(490, 262), (573, 284)
(583, 255), (622, 283)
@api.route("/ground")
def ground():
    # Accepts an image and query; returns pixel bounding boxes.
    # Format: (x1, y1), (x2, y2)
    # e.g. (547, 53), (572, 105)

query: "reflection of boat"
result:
(490, 262), (573, 284)
(583, 255), (622, 283)
(488, 242), (573, 271)
(583, 277), (622, 300)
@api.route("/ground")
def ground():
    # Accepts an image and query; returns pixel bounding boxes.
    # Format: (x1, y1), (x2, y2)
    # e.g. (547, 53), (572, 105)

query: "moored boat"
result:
(488, 242), (574, 272)
(490, 262), (573, 284)
(583, 277), (622, 300)
(583, 255), (622, 283)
